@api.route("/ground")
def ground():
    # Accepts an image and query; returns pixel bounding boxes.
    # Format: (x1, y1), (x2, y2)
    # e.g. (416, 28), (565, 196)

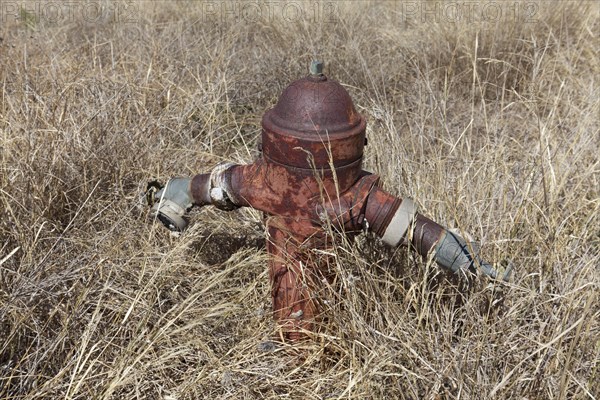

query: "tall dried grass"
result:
(1, 1), (598, 399)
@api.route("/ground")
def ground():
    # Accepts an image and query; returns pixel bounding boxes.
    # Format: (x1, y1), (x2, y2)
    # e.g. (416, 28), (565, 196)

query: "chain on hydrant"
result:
(147, 61), (512, 342)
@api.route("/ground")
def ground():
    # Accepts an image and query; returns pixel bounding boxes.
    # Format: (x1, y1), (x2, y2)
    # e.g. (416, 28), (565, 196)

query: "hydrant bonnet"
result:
(261, 62), (367, 170)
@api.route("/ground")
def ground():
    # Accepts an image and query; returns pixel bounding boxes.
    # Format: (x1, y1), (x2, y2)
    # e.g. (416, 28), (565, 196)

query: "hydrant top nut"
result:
(310, 60), (324, 76)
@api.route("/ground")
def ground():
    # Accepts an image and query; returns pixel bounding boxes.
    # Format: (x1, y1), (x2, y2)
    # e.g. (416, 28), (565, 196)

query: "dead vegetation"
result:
(0, 1), (598, 399)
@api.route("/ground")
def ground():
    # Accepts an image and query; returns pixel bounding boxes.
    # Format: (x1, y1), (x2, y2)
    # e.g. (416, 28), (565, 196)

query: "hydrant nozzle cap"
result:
(310, 60), (324, 76)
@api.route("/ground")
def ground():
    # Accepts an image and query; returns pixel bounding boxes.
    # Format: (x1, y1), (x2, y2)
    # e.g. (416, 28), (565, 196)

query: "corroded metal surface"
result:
(411, 214), (446, 256)
(190, 173), (211, 206)
(266, 217), (331, 341)
(178, 62), (505, 342)
(261, 74), (366, 169)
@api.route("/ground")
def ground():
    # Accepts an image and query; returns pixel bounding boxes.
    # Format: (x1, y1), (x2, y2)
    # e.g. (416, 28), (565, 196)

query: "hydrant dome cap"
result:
(261, 72), (367, 169)
(265, 76), (362, 135)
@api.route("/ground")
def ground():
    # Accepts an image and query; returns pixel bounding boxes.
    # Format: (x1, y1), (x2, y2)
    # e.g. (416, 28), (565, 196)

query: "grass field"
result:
(1, 1), (599, 399)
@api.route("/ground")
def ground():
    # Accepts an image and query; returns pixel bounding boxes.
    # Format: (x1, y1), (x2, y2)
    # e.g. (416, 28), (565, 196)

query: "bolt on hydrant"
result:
(147, 61), (511, 341)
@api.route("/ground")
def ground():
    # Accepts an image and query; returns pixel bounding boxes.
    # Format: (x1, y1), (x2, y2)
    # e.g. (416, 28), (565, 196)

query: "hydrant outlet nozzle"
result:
(148, 178), (193, 232)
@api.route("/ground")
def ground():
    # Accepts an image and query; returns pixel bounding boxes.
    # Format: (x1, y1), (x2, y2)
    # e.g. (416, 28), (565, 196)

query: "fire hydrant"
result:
(148, 61), (510, 341)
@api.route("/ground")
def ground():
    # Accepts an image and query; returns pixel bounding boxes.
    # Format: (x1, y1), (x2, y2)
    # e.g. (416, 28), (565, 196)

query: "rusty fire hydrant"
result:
(148, 61), (510, 341)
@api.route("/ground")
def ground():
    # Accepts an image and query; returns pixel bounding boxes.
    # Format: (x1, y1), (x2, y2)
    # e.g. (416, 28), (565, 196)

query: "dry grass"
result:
(1, 1), (599, 399)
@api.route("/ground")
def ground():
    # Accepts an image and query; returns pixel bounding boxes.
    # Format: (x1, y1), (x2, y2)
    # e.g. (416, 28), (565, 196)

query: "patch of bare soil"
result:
(192, 223), (266, 265)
